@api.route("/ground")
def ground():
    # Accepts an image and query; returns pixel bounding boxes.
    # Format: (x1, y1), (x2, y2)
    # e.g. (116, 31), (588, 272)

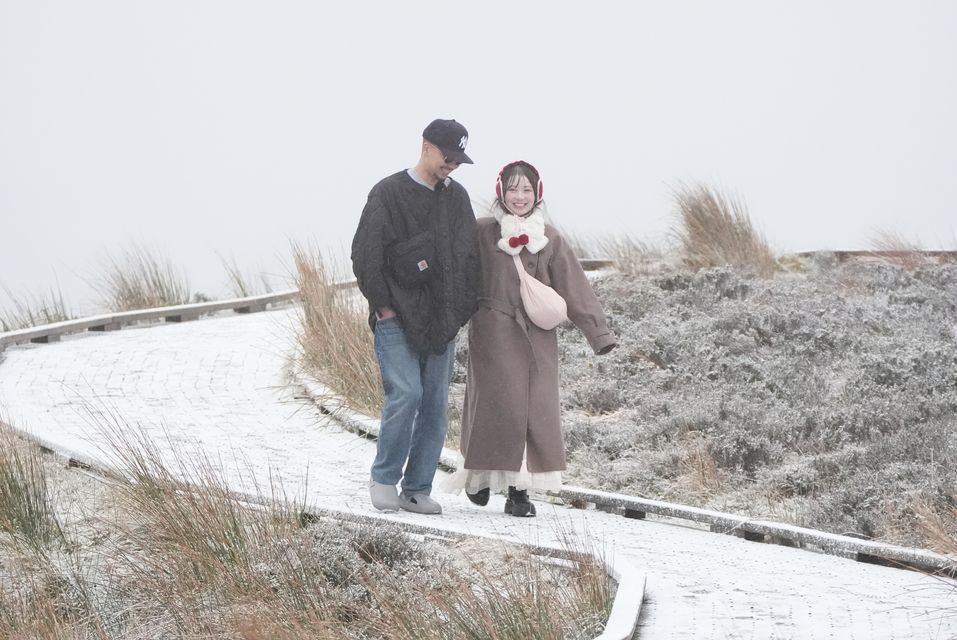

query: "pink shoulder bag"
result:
(512, 254), (567, 330)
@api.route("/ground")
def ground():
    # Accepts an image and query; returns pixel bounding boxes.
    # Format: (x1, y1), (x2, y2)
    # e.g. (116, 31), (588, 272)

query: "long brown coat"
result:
(460, 216), (616, 473)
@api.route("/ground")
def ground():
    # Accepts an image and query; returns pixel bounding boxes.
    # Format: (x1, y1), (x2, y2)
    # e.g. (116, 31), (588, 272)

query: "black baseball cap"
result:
(422, 118), (473, 164)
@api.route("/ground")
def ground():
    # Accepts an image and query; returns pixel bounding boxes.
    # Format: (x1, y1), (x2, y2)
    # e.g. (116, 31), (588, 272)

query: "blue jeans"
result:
(371, 317), (455, 495)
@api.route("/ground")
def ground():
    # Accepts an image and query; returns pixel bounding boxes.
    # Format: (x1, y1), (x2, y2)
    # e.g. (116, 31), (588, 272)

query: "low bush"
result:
(557, 261), (957, 547)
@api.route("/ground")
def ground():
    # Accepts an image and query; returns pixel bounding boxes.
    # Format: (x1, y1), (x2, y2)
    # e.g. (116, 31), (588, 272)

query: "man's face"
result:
(424, 141), (462, 182)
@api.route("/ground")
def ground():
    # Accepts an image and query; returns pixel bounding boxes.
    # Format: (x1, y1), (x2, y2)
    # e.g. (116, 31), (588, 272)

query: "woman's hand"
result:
(597, 343), (617, 356)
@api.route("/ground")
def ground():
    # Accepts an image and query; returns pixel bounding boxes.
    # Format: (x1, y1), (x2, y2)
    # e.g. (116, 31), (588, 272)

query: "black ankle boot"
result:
(504, 486), (536, 517)
(466, 487), (490, 506)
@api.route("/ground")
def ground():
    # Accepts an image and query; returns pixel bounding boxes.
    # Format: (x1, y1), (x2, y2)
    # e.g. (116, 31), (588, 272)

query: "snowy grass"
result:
(0, 420), (613, 639)
(565, 231), (666, 275)
(94, 245), (194, 311)
(671, 182), (776, 276)
(219, 252), (274, 298)
(559, 260), (957, 548)
(292, 242), (383, 417)
(0, 422), (101, 638)
(0, 424), (67, 555)
(0, 284), (73, 331)
(868, 229), (934, 271)
(289, 227), (954, 550)
(363, 532), (613, 640)
(291, 241), (471, 446)
(917, 502), (957, 563)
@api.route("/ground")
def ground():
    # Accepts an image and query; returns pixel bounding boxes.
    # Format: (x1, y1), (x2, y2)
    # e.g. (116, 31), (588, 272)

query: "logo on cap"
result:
(422, 119), (474, 164)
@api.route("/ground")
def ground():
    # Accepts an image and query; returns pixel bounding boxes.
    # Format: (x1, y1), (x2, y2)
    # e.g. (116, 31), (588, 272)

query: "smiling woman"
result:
(449, 159), (616, 517)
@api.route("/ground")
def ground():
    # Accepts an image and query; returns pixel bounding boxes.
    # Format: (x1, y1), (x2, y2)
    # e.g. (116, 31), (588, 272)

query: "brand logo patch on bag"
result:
(417, 260), (429, 272)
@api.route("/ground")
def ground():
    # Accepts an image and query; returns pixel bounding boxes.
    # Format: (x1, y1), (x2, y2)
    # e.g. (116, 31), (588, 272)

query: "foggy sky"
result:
(2, 1), (956, 311)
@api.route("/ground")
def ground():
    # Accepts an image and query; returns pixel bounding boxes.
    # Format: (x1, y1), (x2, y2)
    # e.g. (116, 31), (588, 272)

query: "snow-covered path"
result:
(1, 308), (955, 639)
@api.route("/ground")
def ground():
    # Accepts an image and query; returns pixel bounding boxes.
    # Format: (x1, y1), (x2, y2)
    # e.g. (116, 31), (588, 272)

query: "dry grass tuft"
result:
(95, 421), (346, 637)
(0, 285), (73, 331)
(94, 245), (193, 311)
(364, 529), (614, 640)
(672, 182), (775, 276)
(915, 501), (957, 559)
(678, 431), (724, 498)
(552, 519), (615, 625)
(868, 229), (931, 271)
(565, 232), (665, 275)
(0, 423), (67, 554)
(292, 242), (382, 416)
(219, 253), (274, 298)
(0, 422), (105, 637)
(1, 418), (616, 639)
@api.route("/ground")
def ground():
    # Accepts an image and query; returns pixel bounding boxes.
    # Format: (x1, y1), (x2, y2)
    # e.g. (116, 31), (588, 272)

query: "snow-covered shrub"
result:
(551, 261), (957, 545)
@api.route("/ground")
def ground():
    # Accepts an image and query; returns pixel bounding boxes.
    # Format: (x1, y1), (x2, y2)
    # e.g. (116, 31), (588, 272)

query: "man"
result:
(351, 118), (480, 514)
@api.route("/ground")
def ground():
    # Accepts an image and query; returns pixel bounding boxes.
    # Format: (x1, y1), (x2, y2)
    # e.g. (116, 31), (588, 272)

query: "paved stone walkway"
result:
(1, 308), (955, 639)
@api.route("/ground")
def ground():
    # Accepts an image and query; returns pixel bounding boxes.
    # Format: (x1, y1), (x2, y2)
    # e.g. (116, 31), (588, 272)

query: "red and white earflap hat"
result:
(495, 160), (544, 203)
(493, 160), (549, 256)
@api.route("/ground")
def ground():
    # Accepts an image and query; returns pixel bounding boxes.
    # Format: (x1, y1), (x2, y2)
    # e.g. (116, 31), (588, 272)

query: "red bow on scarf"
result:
(508, 234), (529, 248)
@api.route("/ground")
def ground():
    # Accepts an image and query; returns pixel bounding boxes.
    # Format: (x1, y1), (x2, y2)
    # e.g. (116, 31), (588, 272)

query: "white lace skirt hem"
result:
(440, 454), (563, 494)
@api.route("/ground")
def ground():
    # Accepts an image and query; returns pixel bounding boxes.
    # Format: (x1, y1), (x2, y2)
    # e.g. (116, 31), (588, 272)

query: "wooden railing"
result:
(0, 259), (615, 349)
(0, 289), (302, 348)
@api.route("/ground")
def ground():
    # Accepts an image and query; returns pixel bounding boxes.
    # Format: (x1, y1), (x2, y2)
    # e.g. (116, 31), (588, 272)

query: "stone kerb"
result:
(557, 487), (955, 575)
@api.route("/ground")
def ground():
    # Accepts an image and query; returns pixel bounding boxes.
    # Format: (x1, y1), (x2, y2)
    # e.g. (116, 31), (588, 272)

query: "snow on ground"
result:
(0, 307), (955, 639)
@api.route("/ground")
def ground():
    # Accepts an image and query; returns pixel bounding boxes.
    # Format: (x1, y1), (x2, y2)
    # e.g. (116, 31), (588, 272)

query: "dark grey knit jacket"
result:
(351, 170), (480, 355)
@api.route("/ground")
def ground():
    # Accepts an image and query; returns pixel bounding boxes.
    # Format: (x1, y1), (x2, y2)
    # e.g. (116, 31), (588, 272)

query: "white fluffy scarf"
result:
(490, 200), (549, 255)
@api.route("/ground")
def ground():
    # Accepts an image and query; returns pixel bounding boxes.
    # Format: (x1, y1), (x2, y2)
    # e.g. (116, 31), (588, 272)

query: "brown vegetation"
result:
(219, 252), (274, 298)
(292, 242), (383, 417)
(672, 182), (776, 276)
(95, 245), (193, 311)
(868, 229), (933, 271)
(565, 232), (665, 275)
(0, 419), (613, 639)
(0, 285), (73, 331)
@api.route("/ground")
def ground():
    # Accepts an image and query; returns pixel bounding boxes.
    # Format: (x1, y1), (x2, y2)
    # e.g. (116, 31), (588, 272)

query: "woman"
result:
(453, 160), (616, 517)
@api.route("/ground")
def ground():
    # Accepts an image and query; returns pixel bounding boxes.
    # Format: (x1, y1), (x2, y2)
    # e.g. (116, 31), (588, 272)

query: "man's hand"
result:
(376, 307), (397, 320)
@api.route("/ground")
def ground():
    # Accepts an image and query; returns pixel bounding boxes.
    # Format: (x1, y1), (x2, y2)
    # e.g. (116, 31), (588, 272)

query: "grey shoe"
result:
(399, 491), (442, 515)
(370, 481), (400, 512)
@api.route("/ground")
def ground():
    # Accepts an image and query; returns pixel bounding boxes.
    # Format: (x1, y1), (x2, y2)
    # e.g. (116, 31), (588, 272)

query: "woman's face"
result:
(504, 175), (536, 216)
